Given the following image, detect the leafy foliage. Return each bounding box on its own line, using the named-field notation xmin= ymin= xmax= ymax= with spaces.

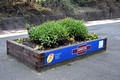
xmin=1 ymin=0 xmax=119 ymax=18
xmin=34 ymin=45 xmax=44 ymax=50
xmin=26 ymin=23 xmax=31 ymax=30
xmin=73 ymin=0 xmax=97 ymax=6
xmin=57 ymin=17 xmax=88 ymax=39
xmin=24 ymin=14 xmax=30 ymax=19
xmin=17 ymin=38 xmax=25 ymax=43
xmin=43 ymin=0 xmax=75 ymax=14
xmin=0 ymin=0 xmax=50 ymax=17
xmin=26 ymin=18 xmax=100 ymax=49
xmin=87 ymin=33 xmax=98 ymax=40
xmin=17 ymin=39 xmax=23 ymax=43
xmin=26 ymin=21 xmax=69 ymax=46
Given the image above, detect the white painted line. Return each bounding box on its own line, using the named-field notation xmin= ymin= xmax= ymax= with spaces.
xmin=85 ymin=18 xmax=120 ymax=26
xmin=0 ymin=32 xmax=27 ymax=38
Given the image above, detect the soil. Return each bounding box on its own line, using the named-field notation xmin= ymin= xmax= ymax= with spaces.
xmin=19 ymin=38 xmax=89 ymax=51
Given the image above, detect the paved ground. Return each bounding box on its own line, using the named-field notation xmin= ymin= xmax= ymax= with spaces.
xmin=0 ymin=22 xmax=120 ymax=80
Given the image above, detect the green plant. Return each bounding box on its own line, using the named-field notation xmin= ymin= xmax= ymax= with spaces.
xmin=26 ymin=21 xmax=69 ymax=46
xmin=44 ymin=0 xmax=75 ymax=14
xmin=17 ymin=38 xmax=25 ymax=43
xmin=34 ymin=45 xmax=44 ymax=50
xmin=0 ymin=17 xmax=3 ymax=19
xmin=17 ymin=39 xmax=23 ymax=43
xmin=26 ymin=23 xmax=31 ymax=30
xmin=60 ymin=1 xmax=75 ymax=13
xmin=68 ymin=37 xmax=75 ymax=42
xmin=24 ymin=14 xmax=30 ymax=19
xmin=87 ymin=32 xmax=98 ymax=40
xmin=57 ymin=17 xmax=88 ymax=39
xmin=73 ymin=0 xmax=97 ymax=6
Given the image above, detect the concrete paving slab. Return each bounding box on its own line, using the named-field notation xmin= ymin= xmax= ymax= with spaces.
xmin=0 ymin=22 xmax=120 ymax=80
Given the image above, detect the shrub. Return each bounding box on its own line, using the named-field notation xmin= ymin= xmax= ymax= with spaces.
xmin=44 ymin=0 xmax=75 ymax=14
xmin=57 ymin=17 xmax=88 ymax=40
xmin=73 ymin=0 xmax=97 ymax=6
xmin=24 ymin=14 xmax=30 ymax=19
xmin=26 ymin=18 xmax=89 ymax=48
xmin=26 ymin=21 xmax=69 ymax=46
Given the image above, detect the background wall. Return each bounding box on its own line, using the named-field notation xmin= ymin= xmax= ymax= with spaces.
xmin=0 ymin=10 xmax=120 ymax=30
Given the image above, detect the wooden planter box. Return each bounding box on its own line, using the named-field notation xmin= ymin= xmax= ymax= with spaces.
xmin=6 ymin=38 xmax=107 ymax=71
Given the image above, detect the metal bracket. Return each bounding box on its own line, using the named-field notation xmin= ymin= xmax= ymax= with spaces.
xmin=33 ymin=55 xmax=47 ymax=59
xmin=35 ymin=64 xmax=47 ymax=68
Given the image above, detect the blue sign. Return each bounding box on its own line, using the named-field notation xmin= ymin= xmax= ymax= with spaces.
xmin=45 ymin=39 xmax=105 ymax=65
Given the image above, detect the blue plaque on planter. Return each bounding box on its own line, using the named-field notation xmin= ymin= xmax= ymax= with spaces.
xmin=45 ymin=39 xmax=105 ymax=65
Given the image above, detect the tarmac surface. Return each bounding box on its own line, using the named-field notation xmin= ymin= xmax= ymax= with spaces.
xmin=0 ymin=22 xmax=120 ymax=80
